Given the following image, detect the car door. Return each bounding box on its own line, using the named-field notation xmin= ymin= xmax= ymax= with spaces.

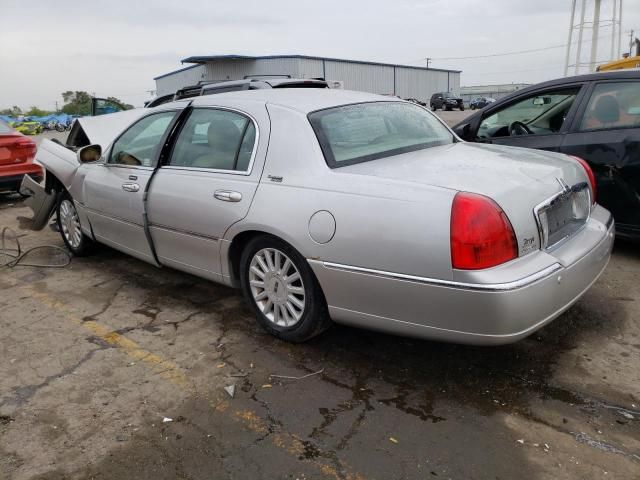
xmin=560 ymin=79 xmax=640 ymax=237
xmin=147 ymin=105 xmax=267 ymax=281
xmin=472 ymin=85 xmax=586 ymax=152
xmin=79 ymin=110 xmax=179 ymax=263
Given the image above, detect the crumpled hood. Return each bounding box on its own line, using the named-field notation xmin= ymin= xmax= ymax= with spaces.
xmin=76 ymin=108 xmax=148 ymax=148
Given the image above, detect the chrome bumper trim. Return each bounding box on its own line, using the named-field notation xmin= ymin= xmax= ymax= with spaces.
xmin=321 ymin=261 xmax=563 ymax=292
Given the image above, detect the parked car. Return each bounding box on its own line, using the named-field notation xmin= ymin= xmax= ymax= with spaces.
xmin=453 ymin=69 xmax=640 ymax=241
xmin=21 ymin=90 xmax=612 ymax=345
xmin=430 ymin=92 xmax=464 ymax=111
xmin=0 ymin=120 xmax=41 ymax=193
xmin=173 ymin=77 xmax=329 ymax=101
xmin=469 ymin=97 xmax=496 ymax=110
xmin=10 ymin=121 xmax=43 ymax=135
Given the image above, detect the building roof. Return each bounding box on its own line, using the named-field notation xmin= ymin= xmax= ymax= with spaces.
xmin=178 ymin=54 xmax=461 ymax=74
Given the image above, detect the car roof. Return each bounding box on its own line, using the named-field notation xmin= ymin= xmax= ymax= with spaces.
xmin=187 ymin=88 xmax=401 ymax=113
xmin=506 ymin=69 xmax=640 ymax=96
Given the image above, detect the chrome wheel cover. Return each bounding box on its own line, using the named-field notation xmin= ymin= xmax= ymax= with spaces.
xmin=249 ymin=248 xmax=306 ymax=327
xmin=59 ymin=199 xmax=82 ymax=249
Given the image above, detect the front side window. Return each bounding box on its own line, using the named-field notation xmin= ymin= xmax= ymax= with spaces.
xmin=109 ymin=111 xmax=177 ymax=166
xmin=308 ymin=102 xmax=454 ymax=168
xmin=478 ymin=88 xmax=579 ymax=139
xmin=579 ymin=81 xmax=640 ymax=131
xmin=169 ymin=108 xmax=256 ymax=172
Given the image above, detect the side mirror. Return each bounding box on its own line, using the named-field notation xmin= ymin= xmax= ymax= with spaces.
xmin=78 ymin=144 xmax=102 ymax=163
xmin=453 ymin=123 xmax=470 ymax=139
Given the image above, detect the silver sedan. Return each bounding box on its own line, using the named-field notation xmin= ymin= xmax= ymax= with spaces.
xmin=22 ymin=89 xmax=614 ymax=344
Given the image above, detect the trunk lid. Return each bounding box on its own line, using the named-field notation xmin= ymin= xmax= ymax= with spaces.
xmin=338 ymin=141 xmax=589 ymax=255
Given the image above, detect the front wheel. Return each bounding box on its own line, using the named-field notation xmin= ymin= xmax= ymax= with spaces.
xmin=56 ymin=192 xmax=94 ymax=256
xmin=460 ymin=106 xmax=465 ymax=111
xmin=240 ymin=235 xmax=331 ymax=342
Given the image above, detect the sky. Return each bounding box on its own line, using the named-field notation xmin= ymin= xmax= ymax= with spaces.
xmin=1 ymin=0 xmax=638 ymax=110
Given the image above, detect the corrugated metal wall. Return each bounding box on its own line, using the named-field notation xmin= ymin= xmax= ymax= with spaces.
xmin=155 ymin=58 xmax=461 ymax=104
xmin=156 ymin=65 xmax=207 ymax=96
xmin=203 ymin=58 xmax=301 ymax=82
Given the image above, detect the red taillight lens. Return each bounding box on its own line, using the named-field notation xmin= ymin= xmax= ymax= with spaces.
xmin=569 ymin=155 xmax=596 ymax=204
xmin=0 ymin=136 xmax=36 ymax=164
xmin=450 ymin=192 xmax=518 ymax=270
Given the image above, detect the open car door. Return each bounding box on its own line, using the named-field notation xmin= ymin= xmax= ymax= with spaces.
xmin=91 ymin=97 xmax=128 ymax=116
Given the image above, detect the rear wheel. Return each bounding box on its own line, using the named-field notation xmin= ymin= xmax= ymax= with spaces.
xmin=460 ymin=105 xmax=465 ymax=111
xmin=56 ymin=192 xmax=94 ymax=256
xmin=240 ymin=235 xmax=331 ymax=342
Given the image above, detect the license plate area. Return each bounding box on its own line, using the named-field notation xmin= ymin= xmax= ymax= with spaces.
xmin=535 ymin=182 xmax=591 ymax=250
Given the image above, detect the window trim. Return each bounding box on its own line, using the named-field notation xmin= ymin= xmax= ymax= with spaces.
xmin=107 ymin=110 xmax=182 ymax=169
xmin=477 ymin=86 xmax=584 ymax=140
xmin=308 ymin=100 xmax=456 ymax=169
xmin=162 ymin=106 xmax=260 ymax=177
xmin=572 ymin=79 xmax=640 ymax=134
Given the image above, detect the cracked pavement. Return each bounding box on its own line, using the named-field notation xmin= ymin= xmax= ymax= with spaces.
xmin=0 ymin=193 xmax=639 ymax=480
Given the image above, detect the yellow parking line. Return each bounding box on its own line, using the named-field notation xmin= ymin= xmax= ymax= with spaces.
xmin=17 ymin=282 xmax=365 ymax=480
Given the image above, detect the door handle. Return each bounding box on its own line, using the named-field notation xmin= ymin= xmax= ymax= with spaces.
xmin=214 ymin=190 xmax=242 ymax=202
xmin=122 ymin=183 xmax=140 ymax=192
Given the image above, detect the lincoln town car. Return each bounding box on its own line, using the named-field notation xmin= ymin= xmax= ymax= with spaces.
xmin=21 ymin=90 xmax=614 ymax=344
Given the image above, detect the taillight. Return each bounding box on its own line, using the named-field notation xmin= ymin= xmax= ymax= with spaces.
xmin=450 ymin=192 xmax=518 ymax=270
xmin=569 ymin=155 xmax=596 ymax=204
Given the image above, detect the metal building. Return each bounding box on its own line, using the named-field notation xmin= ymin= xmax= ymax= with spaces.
xmin=460 ymin=83 xmax=531 ymax=104
xmin=154 ymin=55 xmax=461 ymax=104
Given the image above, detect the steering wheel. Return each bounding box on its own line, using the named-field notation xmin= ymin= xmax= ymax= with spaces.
xmin=508 ymin=121 xmax=533 ymax=136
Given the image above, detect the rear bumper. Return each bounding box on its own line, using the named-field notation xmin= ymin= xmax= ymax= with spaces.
xmin=309 ymin=207 xmax=614 ymax=345
xmin=0 ymin=169 xmax=43 ymax=191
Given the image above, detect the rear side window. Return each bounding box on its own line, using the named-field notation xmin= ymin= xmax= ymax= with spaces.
xmin=308 ymin=102 xmax=453 ymax=168
xmin=579 ymin=81 xmax=640 ymax=131
xmin=169 ymin=108 xmax=257 ymax=172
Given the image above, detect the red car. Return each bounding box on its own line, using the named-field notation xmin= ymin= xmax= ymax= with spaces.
xmin=0 ymin=119 xmax=42 ymax=193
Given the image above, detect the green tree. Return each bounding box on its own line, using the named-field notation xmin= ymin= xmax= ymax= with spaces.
xmin=25 ymin=106 xmax=52 ymax=117
xmin=0 ymin=106 xmax=22 ymax=116
xmin=61 ymin=91 xmax=93 ymax=116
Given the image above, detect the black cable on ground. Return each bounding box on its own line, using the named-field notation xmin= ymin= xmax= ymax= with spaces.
xmin=0 ymin=227 xmax=71 ymax=269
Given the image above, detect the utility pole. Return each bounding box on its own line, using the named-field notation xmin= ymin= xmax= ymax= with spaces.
xmin=630 ymin=30 xmax=635 ymax=56
xmin=574 ymin=0 xmax=587 ymax=75
xmin=610 ymin=0 xmax=617 ymax=60
xmin=425 ymin=58 xmax=432 ymax=69
xmin=55 ymin=101 xmax=59 ymax=112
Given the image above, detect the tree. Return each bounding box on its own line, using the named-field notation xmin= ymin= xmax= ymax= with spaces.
xmin=61 ymin=91 xmax=92 ymax=116
xmin=60 ymin=91 xmax=134 ymax=115
xmin=0 ymin=106 xmax=22 ymax=116
xmin=25 ymin=106 xmax=52 ymax=117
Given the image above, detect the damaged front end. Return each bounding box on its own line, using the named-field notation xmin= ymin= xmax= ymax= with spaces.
xmin=19 ymin=173 xmax=58 ymax=230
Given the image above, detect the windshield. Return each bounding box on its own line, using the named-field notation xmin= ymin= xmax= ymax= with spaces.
xmin=308 ymin=101 xmax=454 ymax=168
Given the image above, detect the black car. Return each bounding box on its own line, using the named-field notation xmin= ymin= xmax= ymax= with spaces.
xmin=430 ymin=92 xmax=464 ymax=111
xmin=469 ymin=97 xmax=496 ymax=109
xmin=453 ymin=70 xmax=640 ymax=240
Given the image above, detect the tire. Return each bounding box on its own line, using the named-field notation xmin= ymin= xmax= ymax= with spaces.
xmin=431 ymin=104 xmax=437 ymax=111
xmin=55 ymin=124 xmax=65 ymax=132
xmin=470 ymin=105 xmax=476 ymax=110
xmin=56 ymin=192 xmax=94 ymax=256
xmin=240 ymin=235 xmax=331 ymax=342
xmin=460 ymin=105 xmax=465 ymax=111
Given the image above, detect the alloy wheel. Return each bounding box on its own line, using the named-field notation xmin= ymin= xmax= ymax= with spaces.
xmin=59 ymin=199 xmax=82 ymax=249
xmin=248 ymin=248 xmax=306 ymax=327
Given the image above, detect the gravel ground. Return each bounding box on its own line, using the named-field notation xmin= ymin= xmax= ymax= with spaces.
xmin=1 ymin=109 xmax=638 ymax=480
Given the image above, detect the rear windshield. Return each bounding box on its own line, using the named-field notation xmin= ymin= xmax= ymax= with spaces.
xmin=308 ymin=102 xmax=454 ymax=167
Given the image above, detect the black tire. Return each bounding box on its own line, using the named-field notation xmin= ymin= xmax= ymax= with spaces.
xmin=239 ymin=235 xmax=331 ymax=342
xmin=55 ymin=124 xmax=65 ymax=132
xmin=431 ymin=104 xmax=437 ymax=111
xmin=460 ymin=105 xmax=465 ymax=111
xmin=470 ymin=105 xmax=475 ymax=110
xmin=56 ymin=191 xmax=94 ymax=256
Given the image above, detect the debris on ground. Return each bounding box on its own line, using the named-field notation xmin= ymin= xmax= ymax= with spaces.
xmin=162 ymin=417 xmax=173 ymax=423
xmin=224 ymin=385 xmax=236 ymax=398
xmin=270 ymin=368 xmax=324 ymax=380
xmin=389 ymin=437 xmax=398 ymax=444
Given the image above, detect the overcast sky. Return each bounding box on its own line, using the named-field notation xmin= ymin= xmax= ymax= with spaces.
xmin=1 ymin=0 xmax=638 ymax=110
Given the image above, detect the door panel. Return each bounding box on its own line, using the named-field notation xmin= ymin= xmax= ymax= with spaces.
xmin=147 ymin=171 xmax=259 ymax=277
xmin=560 ymin=80 xmax=640 ymax=237
xmin=82 ymin=165 xmax=156 ymax=262
xmin=146 ymin=106 xmax=266 ymax=277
